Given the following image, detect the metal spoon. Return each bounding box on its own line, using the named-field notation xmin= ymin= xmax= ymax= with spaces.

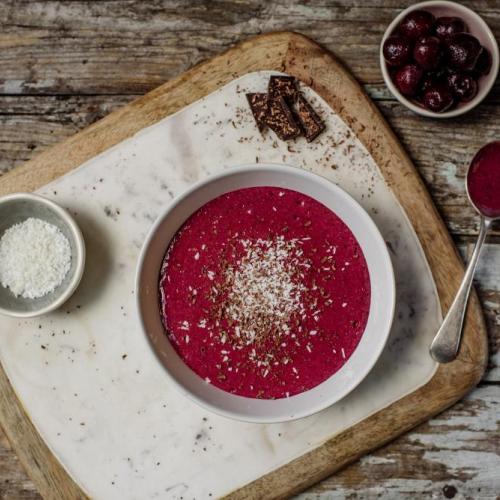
xmin=430 ymin=143 xmax=499 ymax=363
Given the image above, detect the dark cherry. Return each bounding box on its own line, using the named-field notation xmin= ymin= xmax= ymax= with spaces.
xmin=383 ymin=36 xmax=412 ymax=67
xmin=445 ymin=33 xmax=483 ymax=71
xmin=446 ymin=71 xmax=478 ymax=102
xmin=420 ymin=75 xmax=433 ymax=94
xmin=413 ymin=36 xmax=443 ymax=70
xmin=434 ymin=16 xmax=467 ymax=39
xmin=400 ymin=10 xmax=435 ymax=40
xmin=420 ymin=72 xmax=440 ymax=94
xmin=423 ymin=84 xmax=455 ymax=112
xmin=474 ymin=47 xmax=492 ymax=75
xmin=394 ymin=64 xmax=424 ymax=96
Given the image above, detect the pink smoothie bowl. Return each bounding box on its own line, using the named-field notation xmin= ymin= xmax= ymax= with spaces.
xmin=135 ymin=164 xmax=395 ymax=423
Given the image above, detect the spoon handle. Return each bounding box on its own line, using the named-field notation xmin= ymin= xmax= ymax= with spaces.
xmin=430 ymin=217 xmax=491 ymax=363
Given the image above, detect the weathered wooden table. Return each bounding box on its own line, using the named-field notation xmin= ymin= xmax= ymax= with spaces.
xmin=0 ymin=1 xmax=498 ymax=498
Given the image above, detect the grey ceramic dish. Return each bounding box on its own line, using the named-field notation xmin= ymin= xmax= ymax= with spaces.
xmin=0 ymin=193 xmax=85 ymax=318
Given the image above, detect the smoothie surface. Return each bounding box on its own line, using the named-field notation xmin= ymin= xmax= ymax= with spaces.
xmin=159 ymin=186 xmax=371 ymax=399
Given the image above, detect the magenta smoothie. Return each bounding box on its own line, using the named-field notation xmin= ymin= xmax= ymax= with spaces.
xmin=159 ymin=187 xmax=371 ymax=399
xmin=467 ymin=141 xmax=500 ymax=218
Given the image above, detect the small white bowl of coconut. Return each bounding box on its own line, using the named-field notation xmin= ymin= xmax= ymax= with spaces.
xmin=0 ymin=193 xmax=85 ymax=318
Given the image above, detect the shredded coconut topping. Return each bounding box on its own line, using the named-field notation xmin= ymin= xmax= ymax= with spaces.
xmin=0 ymin=217 xmax=71 ymax=299
xmin=211 ymin=236 xmax=310 ymax=351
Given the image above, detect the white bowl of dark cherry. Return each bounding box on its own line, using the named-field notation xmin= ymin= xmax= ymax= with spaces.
xmin=380 ymin=1 xmax=499 ymax=117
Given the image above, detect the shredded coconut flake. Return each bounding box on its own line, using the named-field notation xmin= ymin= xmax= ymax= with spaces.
xmin=214 ymin=236 xmax=309 ymax=350
xmin=0 ymin=217 xmax=71 ymax=299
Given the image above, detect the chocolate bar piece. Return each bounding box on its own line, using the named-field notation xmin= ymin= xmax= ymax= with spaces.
xmin=265 ymin=96 xmax=301 ymax=141
xmin=246 ymin=93 xmax=269 ymax=131
xmin=295 ymin=93 xmax=325 ymax=142
xmin=268 ymin=75 xmax=297 ymax=102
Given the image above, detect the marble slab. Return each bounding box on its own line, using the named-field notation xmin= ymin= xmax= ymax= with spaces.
xmin=0 ymin=72 xmax=441 ymax=499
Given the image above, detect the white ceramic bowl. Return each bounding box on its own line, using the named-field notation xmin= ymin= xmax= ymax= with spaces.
xmin=0 ymin=193 xmax=85 ymax=318
xmin=380 ymin=0 xmax=499 ymax=118
xmin=136 ymin=165 xmax=395 ymax=423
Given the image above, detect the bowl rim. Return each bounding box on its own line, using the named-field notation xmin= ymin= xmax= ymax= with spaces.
xmin=0 ymin=193 xmax=86 ymax=318
xmin=135 ymin=164 xmax=396 ymax=423
xmin=380 ymin=0 xmax=500 ymax=118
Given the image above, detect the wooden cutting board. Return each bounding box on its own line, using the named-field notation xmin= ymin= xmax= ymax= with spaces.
xmin=0 ymin=32 xmax=488 ymax=500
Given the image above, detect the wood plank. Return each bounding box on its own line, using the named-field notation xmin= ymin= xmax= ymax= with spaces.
xmin=0 ymin=31 xmax=490 ymax=500
xmin=303 ymin=383 xmax=500 ymax=499
xmin=0 ymin=430 xmax=41 ymax=500
xmin=0 ymin=0 xmax=500 ymax=97
xmin=465 ymin=244 xmax=500 ymax=382
xmin=0 ymin=95 xmax=133 ymax=173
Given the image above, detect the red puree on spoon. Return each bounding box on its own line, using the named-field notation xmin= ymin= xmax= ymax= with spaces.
xmin=467 ymin=141 xmax=500 ymax=218
xmin=159 ymin=187 xmax=371 ymax=399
